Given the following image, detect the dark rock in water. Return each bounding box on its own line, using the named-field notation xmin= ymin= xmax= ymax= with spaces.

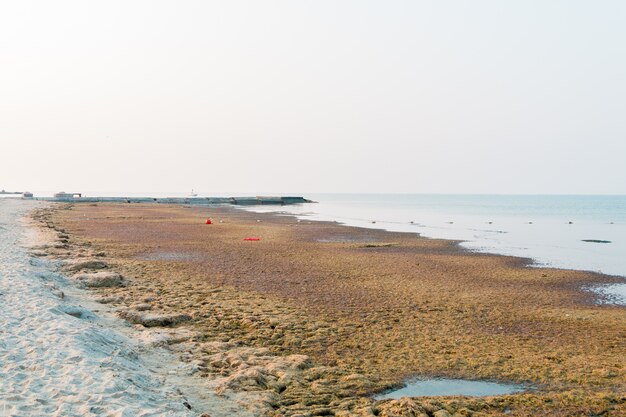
xmin=581 ymin=239 xmax=612 ymax=244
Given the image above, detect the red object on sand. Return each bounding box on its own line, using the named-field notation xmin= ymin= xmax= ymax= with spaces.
xmin=205 ymin=218 xmax=212 ymax=224
xmin=243 ymin=237 xmax=260 ymax=241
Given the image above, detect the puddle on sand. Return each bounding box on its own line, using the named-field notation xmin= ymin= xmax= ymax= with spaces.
xmin=374 ymin=379 xmax=526 ymax=399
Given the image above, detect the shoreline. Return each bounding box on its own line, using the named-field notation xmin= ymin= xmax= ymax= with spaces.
xmin=33 ymin=202 xmax=626 ymax=417
xmin=238 ymin=206 xmax=625 ymax=307
xmin=243 ymin=194 xmax=626 ymax=281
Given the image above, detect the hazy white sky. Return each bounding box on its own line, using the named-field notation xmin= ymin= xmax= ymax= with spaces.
xmin=1 ymin=1 xmax=625 ymax=195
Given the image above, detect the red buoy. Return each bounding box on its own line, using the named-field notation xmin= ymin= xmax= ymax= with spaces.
xmin=243 ymin=237 xmax=260 ymax=241
xmin=205 ymin=218 xmax=212 ymax=224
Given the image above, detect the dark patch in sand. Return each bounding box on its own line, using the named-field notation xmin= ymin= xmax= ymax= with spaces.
xmin=136 ymin=251 xmax=204 ymax=262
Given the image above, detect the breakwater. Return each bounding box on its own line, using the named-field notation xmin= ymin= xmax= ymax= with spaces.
xmin=32 ymin=196 xmax=312 ymax=205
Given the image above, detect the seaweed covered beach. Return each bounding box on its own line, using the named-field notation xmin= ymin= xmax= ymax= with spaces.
xmin=33 ymin=202 xmax=625 ymax=417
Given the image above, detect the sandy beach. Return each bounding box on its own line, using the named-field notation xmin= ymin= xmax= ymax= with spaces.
xmin=19 ymin=202 xmax=626 ymax=416
xmin=0 ymin=200 xmax=253 ymax=417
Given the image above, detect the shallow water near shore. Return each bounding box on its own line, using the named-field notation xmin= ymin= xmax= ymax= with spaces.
xmin=375 ymin=378 xmax=527 ymax=399
xmin=591 ymin=283 xmax=626 ymax=305
xmin=246 ymin=194 xmax=626 ymax=304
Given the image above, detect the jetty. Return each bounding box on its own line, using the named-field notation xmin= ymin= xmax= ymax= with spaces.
xmin=29 ymin=194 xmax=312 ymax=206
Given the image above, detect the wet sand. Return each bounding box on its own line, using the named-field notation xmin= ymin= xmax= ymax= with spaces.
xmin=35 ymin=203 xmax=625 ymax=417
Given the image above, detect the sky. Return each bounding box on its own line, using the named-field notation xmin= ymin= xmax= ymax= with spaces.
xmin=1 ymin=1 xmax=625 ymax=195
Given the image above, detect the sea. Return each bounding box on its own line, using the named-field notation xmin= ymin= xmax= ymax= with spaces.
xmin=246 ymin=194 xmax=626 ymax=304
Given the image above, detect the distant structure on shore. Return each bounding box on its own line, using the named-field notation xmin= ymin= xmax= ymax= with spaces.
xmin=53 ymin=191 xmax=82 ymax=199
xmin=0 ymin=189 xmax=22 ymax=195
xmin=30 ymin=192 xmax=312 ymax=206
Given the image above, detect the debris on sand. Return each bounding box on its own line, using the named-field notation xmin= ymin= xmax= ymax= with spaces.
xmin=96 ymin=296 xmax=123 ymax=304
xmin=131 ymin=302 xmax=152 ymax=311
xmin=73 ymin=271 xmax=124 ymax=288
xmin=63 ymin=259 xmax=109 ymax=272
xmin=135 ymin=328 xmax=199 ymax=347
xmin=119 ymin=310 xmax=192 ymax=327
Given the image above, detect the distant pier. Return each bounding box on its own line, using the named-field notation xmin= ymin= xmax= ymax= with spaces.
xmin=32 ymin=195 xmax=312 ymax=206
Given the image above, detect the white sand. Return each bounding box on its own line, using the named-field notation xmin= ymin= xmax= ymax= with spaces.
xmin=0 ymin=199 xmax=254 ymax=417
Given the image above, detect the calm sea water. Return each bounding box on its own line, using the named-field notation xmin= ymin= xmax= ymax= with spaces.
xmin=248 ymin=194 xmax=626 ymax=303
